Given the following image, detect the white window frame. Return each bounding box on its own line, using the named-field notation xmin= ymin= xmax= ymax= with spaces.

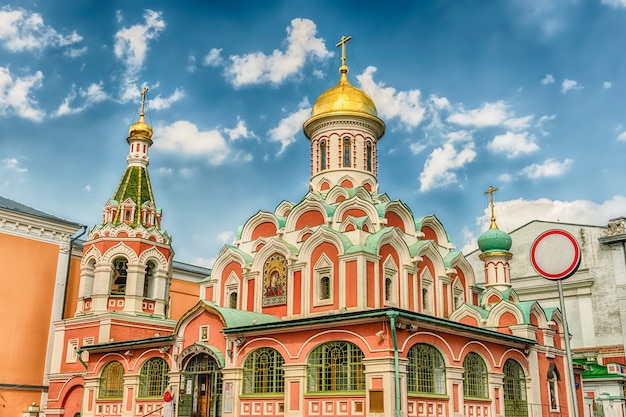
xmin=421 ymin=269 xmax=434 ymax=314
xmin=66 ymin=339 xmax=79 ymax=363
xmin=383 ymin=256 xmax=398 ymax=307
xmin=314 ymin=255 xmax=333 ymax=307
xmin=199 ymin=325 xmax=210 ymax=342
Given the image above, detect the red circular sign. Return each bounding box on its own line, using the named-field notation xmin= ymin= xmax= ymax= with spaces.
xmin=530 ymin=229 xmax=581 ymax=280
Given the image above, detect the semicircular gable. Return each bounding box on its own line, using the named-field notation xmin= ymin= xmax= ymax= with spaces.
xmin=284 ymin=199 xmax=327 ymax=233
xmin=340 ymin=216 xmax=374 ymax=233
xmin=529 ymin=303 xmax=549 ymax=328
xmin=211 ymin=247 xmax=249 ymax=289
xmin=377 ymin=228 xmax=411 ymax=265
xmin=333 ymin=197 xmax=379 ymax=226
xmin=383 ymin=201 xmax=415 ymax=234
xmin=326 ymin=185 xmax=350 ymax=204
xmin=274 ymin=200 xmax=294 ymax=218
xmin=415 ymin=241 xmax=446 ymax=278
xmin=101 ymin=242 xmax=139 ymax=264
xmin=240 ymin=211 xmax=278 ymax=242
xmin=449 ymin=304 xmax=485 ymax=326
xmin=446 ymin=252 xmax=475 ymax=289
xmin=298 ymin=227 xmax=346 ymax=262
xmin=485 ymin=301 xmax=524 ymax=328
xmin=250 ymin=239 xmax=293 ymax=273
xmin=138 ymin=246 xmax=169 ymax=267
xmin=418 ymin=215 xmax=450 ymax=247
xmin=313 ymin=176 xmax=332 ymax=192
xmin=81 ymin=245 xmax=103 ymax=268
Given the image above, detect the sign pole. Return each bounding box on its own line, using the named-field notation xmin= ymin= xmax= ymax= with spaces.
xmin=558 ymin=279 xmax=579 ymax=417
xmin=530 ymin=229 xmax=582 ymax=417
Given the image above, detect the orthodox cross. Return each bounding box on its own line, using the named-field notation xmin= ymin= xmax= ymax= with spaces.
xmin=484 ymin=185 xmax=499 ymax=229
xmin=140 ymin=87 xmax=149 ymax=116
xmin=335 ymin=35 xmax=352 ymax=67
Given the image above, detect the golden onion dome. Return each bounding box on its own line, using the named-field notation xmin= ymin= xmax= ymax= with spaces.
xmin=128 ymin=113 xmax=153 ymax=140
xmin=310 ymin=64 xmax=378 ymax=118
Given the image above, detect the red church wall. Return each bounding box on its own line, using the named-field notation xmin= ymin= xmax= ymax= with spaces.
xmin=295 ymin=210 xmax=325 ymax=230
xmin=345 ymin=260 xmax=357 ymax=308
xmin=293 ymin=270 xmax=302 ymax=315
xmin=341 ymin=209 xmax=366 ymax=221
xmin=460 ymin=316 xmax=479 ymax=326
xmin=251 ymin=222 xmax=277 ymax=240
xmin=220 ymin=262 xmax=243 ymax=305
xmin=247 ymin=279 xmax=254 ymax=310
xmin=455 ymin=267 xmax=466 ymax=289
xmin=385 ymin=211 xmax=405 ymax=232
xmin=309 ymin=242 xmax=339 ymax=313
xmin=408 ymin=273 xmax=415 ymax=311
xmin=366 ymin=261 xmax=375 ymax=308
xmin=421 ymin=226 xmax=438 ymax=244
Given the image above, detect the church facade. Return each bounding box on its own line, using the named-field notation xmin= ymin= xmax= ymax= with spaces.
xmin=44 ymin=38 xmax=583 ymax=417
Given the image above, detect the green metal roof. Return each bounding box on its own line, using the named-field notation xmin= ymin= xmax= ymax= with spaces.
xmin=196 ymin=341 xmax=226 ymax=367
xmin=0 ymin=195 xmax=83 ymax=228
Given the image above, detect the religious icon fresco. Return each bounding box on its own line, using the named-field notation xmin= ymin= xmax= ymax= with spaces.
xmin=263 ymin=254 xmax=287 ymax=305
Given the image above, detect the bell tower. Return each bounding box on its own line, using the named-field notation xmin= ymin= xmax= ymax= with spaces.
xmin=76 ymin=88 xmax=173 ymax=319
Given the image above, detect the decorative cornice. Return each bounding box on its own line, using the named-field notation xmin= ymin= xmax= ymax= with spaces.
xmin=0 ymin=210 xmax=82 ymax=252
xmin=305 ymin=118 xmax=384 ymax=138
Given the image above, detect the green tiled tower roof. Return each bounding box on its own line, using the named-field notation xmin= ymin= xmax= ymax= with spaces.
xmin=109 ymin=165 xmax=157 ymax=226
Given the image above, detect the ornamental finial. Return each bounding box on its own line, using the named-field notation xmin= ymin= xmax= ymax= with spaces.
xmin=484 ymin=185 xmax=499 ymax=229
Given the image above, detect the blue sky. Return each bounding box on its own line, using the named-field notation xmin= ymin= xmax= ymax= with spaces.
xmin=2 ymin=0 xmax=626 ymax=266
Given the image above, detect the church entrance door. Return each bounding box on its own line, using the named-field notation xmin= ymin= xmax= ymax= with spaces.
xmin=178 ymin=353 xmax=222 ymax=417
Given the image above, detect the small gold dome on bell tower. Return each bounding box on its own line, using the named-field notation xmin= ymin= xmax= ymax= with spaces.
xmin=128 ymin=87 xmax=153 ymax=141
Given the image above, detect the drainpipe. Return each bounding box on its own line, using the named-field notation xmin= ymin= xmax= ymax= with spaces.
xmin=75 ymin=349 xmax=88 ymax=370
xmin=62 ymin=225 xmax=87 ymax=316
xmin=386 ymin=311 xmax=401 ymax=417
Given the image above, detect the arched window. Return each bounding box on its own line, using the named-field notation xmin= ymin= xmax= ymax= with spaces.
xmin=243 ymin=348 xmax=285 ymax=394
xmin=143 ymin=261 xmax=157 ymax=298
xmin=463 ymin=352 xmax=488 ymax=399
xmin=320 ymin=276 xmax=331 ymax=300
xmin=422 ymin=288 xmax=429 ymax=311
xmin=229 ymin=292 xmax=238 ymax=309
xmin=548 ymin=364 xmax=559 ymax=412
xmin=366 ymin=141 xmax=372 ymax=171
xmin=343 ymin=137 xmax=351 ymax=167
xmin=139 ymin=358 xmax=169 ymax=397
xmin=503 ymin=359 xmax=528 ymax=417
xmin=320 ymin=140 xmax=327 ymax=170
xmin=385 ymin=277 xmax=393 ymax=302
xmin=110 ymin=257 xmax=128 ymax=295
xmin=307 ymin=341 xmax=364 ymax=392
xmin=407 ymin=344 xmax=446 ymax=395
xmin=99 ymin=361 xmax=124 ymax=399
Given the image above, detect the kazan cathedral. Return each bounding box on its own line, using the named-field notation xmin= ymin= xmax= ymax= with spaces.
xmin=44 ymin=38 xmax=583 ymax=417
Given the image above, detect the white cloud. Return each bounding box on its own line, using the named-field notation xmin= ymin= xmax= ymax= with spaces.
xmin=55 ymin=82 xmax=108 ymax=116
xmin=149 ymin=88 xmax=184 ymax=110
xmin=618 ymin=131 xmax=626 ymax=141
xmin=409 ymin=142 xmax=427 ymax=155
xmin=357 ymin=66 xmax=425 ymax=131
xmin=447 ymin=130 xmax=473 ymax=142
xmin=2 ymin=157 xmax=27 ymax=172
xmin=462 ymin=195 xmax=626 ymax=253
xmin=447 ymin=100 xmax=533 ymax=130
xmin=223 ymin=18 xmax=330 ymax=87
xmin=498 ymin=173 xmax=512 ymax=182
xmin=186 ymin=54 xmax=197 ymax=73
xmin=603 ymin=81 xmax=613 ymax=89
xmin=194 ymin=257 xmax=215 ymax=268
xmin=204 ymin=48 xmax=223 ymax=67
xmin=114 ymin=9 xmax=166 ymax=100
xmin=84 ymin=185 xmax=91 ymax=192
xmin=267 ymin=105 xmax=310 ymax=154
xmin=488 ymin=131 xmax=539 ymax=158
xmin=154 ymin=120 xmax=230 ymax=165
xmin=0 ymin=6 xmax=83 ymax=53
xmin=217 ymin=230 xmax=235 ymax=244
xmin=64 ymin=46 xmax=87 ymax=58
xmin=430 ymin=95 xmax=450 ymax=109
xmin=224 ymin=117 xmax=257 ymax=141
xmin=602 ymin=0 xmax=626 ymax=8
xmin=0 ymin=67 xmax=45 ymax=121
xmin=561 ymin=78 xmax=582 ymax=94
xmin=520 ymin=158 xmax=573 ymax=179
xmin=541 ymin=74 xmax=555 ymax=85
xmin=419 ymin=142 xmax=476 ymax=191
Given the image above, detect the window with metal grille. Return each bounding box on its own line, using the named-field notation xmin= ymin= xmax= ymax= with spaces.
xmin=385 ymin=277 xmax=393 ymax=302
xmin=242 ymin=348 xmax=285 ymax=394
xmin=99 ymin=361 xmax=124 ymax=398
xmin=320 ymin=276 xmax=331 ymax=300
xmin=463 ymin=352 xmax=488 ymax=399
xmin=110 ymin=257 xmax=128 ymax=295
xmin=503 ymin=359 xmax=528 ymax=417
xmin=407 ymin=344 xmax=446 ymax=395
xmin=139 ymin=358 xmax=169 ymax=397
xmin=229 ymin=292 xmax=238 ymax=309
xmin=307 ymin=341 xmax=364 ymax=392
xmin=366 ymin=141 xmax=372 ymax=171
xmin=143 ymin=261 xmax=156 ymax=298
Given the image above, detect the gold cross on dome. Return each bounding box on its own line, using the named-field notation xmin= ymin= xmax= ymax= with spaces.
xmin=335 ymin=35 xmax=352 ymax=67
xmin=140 ymin=87 xmax=149 ymax=115
xmin=484 ymin=185 xmax=499 ymax=229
